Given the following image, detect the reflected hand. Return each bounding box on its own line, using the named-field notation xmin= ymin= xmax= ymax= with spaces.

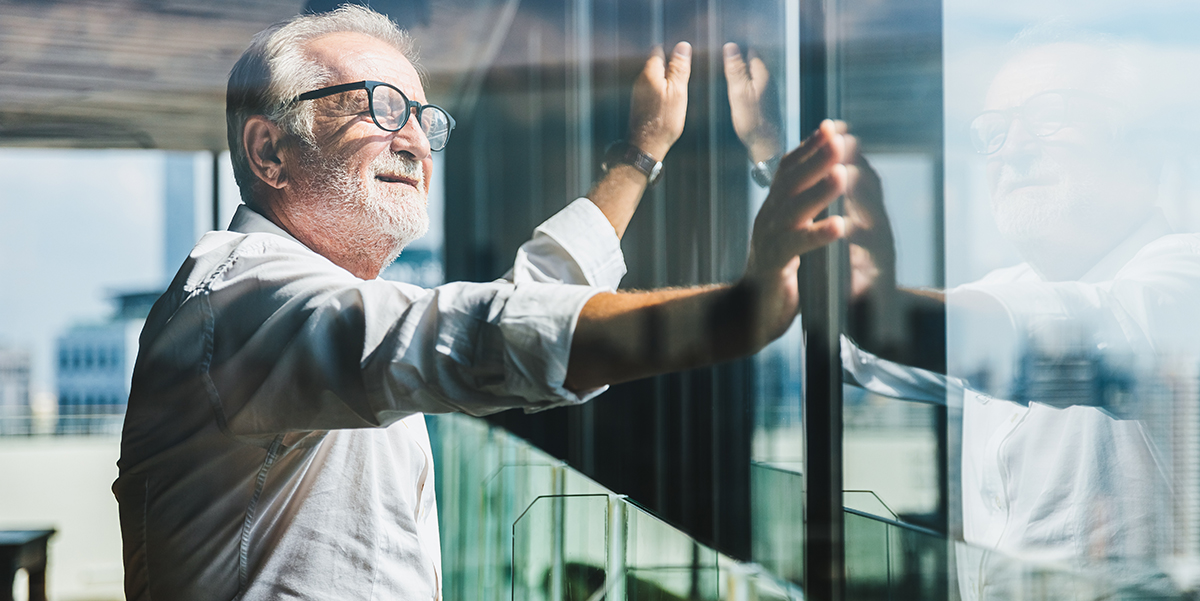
xmin=723 ymin=42 xmax=783 ymax=164
xmin=837 ymin=121 xmax=897 ymax=300
xmin=629 ymin=42 xmax=692 ymax=160
xmin=742 ymin=120 xmax=847 ymax=342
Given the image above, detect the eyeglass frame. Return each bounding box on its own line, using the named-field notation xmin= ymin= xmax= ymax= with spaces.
xmin=293 ymin=80 xmax=457 ymax=151
xmin=968 ymin=88 xmax=1122 ymax=156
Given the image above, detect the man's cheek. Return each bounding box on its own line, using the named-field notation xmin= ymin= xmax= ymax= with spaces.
xmin=422 ymin=158 xmax=434 ymax=196
xmin=985 ymin=160 xmax=1003 ymax=193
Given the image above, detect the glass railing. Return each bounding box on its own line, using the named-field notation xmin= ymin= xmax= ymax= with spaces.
xmin=0 ymin=404 xmax=123 ymax=436
xmin=429 ymin=413 xmax=802 ymax=600
xmin=841 ymin=385 xmax=1200 ymax=600
xmin=435 ymin=411 xmax=1200 ymax=600
xmin=844 ymin=506 xmax=1200 ymax=600
xmin=844 ymin=509 xmax=950 ymax=600
xmin=750 ymin=462 xmax=804 ymax=586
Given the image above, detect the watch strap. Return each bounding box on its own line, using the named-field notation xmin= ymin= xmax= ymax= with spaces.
xmin=602 ymin=141 xmax=663 ymax=187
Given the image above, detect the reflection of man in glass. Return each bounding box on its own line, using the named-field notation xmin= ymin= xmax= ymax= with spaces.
xmin=975 ymin=42 xmax=1155 ymax=283
xmin=946 ymin=34 xmax=1200 ymax=594
xmin=726 ymin=27 xmax=1200 ymax=594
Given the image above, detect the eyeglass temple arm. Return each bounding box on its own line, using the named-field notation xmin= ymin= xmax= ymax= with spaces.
xmin=295 ymin=81 xmax=372 ymax=102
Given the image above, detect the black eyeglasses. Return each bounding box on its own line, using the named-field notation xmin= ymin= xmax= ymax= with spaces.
xmin=969 ymin=89 xmax=1119 ymax=155
xmin=295 ymin=80 xmax=456 ymax=151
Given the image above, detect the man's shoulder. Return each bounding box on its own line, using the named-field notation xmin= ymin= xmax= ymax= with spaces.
xmin=1107 ymin=232 xmax=1200 ymax=286
xmin=176 ymin=229 xmax=345 ymax=292
xmin=973 ymin=263 xmax=1037 ymax=285
xmin=1129 ymin=232 xmax=1200 ymax=260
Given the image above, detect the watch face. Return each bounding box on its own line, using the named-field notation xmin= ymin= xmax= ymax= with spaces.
xmin=647 ymin=161 xmax=663 ymax=185
xmin=602 ymin=142 xmax=664 ymax=186
xmin=751 ymin=164 xmax=774 ymax=188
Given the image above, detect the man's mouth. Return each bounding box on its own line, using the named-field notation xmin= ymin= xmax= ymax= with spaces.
xmin=375 ymin=173 xmax=419 ymax=188
xmin=1002 ymin=177 xmax=1054 ymax=192
xmin=994 ymin=163 xmax=1062 ymax=196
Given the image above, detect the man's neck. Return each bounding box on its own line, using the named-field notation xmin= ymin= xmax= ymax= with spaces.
xmin=1018 ymin=210 xmax=1156 ymax=282
xmin=249 ymin=196 xmax=385 ymax=280
xmin=1021 ymin=245 xmax=1106 ymax=282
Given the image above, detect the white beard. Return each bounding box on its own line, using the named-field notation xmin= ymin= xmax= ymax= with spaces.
xmin=991 ymin=156 xmax=1098 ymax=249
xmin=296 ymin=146 xmax=429 ymax=272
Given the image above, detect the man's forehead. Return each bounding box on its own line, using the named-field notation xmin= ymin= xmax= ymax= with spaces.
xmin=985 ymin=43 xmax=1114 ymax=109
xmin=305 ymin=31 xmax=425 ymax=101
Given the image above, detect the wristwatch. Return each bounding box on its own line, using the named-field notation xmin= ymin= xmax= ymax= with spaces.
xmin=601 ymin=141 xmax=663 ymax=187
xmin=750 ymin=153 xmax=783 ymax=188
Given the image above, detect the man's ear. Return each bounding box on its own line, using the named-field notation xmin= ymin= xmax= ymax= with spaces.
xmin=243 ymin=116 xmax=293 ymax=190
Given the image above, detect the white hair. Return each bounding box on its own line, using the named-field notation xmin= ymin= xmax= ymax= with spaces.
xmin=225 ymin=4 xmax=420 ymax=204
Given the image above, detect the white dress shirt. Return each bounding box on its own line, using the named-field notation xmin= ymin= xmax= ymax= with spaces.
xmin=113 ymin=198 xmax=625 ymax=601
xmin=844 ymin=213 xmax=1200 ymax=594
xmin=953 ymin=215 xmax=1200 ymax=556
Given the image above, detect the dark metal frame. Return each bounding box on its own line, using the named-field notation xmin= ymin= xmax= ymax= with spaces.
xmin=798 ymin=0 xmax=847 ymax=599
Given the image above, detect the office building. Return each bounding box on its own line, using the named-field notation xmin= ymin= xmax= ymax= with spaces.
xmin=55 ymin=293 xmax=155 ymax=436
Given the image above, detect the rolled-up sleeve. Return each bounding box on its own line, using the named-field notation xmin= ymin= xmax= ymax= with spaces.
xmin=506 ymin=198 xmax=627 ymax=289
xmin=191 ymin=199 xmax=625 ymax=438
xmin=364 ymin=280 xmax=606 ymax=424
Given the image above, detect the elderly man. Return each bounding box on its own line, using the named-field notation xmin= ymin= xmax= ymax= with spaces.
xmin=114 ymin=6 xmax=847 ymax=600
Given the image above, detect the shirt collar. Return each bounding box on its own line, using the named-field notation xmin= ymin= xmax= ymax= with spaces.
xmin=228 ymin=203 xmax=384 ymax=281
xmin=1079 ymin=209 xmax=1174 ymax=283
xmin=228 ymin=204 xmax=304 ymax=246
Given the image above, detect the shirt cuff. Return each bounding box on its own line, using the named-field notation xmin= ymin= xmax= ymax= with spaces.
xmin=500 ymin=281 xmax=609 ymax=410
xmin=533 ymin=198 xmax=627 ymax=289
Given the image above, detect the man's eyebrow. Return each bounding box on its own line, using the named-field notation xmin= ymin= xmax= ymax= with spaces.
xmin=321 ymin=90 xmax=368 ymax=113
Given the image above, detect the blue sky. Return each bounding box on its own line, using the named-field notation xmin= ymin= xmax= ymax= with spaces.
xmin=0 ymin=148 xmax=165 ymax=395
xmin=0 ymin=148 xmax=445 ymax=398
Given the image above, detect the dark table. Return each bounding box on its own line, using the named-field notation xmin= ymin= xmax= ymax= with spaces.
xmin=0 ymin=530 xmax=54 ymax=601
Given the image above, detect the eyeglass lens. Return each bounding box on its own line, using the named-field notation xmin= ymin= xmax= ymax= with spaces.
xmin=420 ymin=108 xmax=451 ymax=151
xmin=970 ymin=91 xmax=1068 ymax=154
xmin=370 ymin=84 xmax=453 ymax=150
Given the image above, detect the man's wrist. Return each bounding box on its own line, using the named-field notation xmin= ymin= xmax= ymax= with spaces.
xmin=628 ymin=136 xmax=670 ymax=162
xmin=602 ymin=141 xmax=664 ymax=187
xmin=748 ymin=138 xmax=783 ymax=165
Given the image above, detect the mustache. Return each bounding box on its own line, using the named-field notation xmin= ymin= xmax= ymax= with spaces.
xmin=994 ymin=157 xmax=1063 ymax=194
xmin=372 ymin=154 xmax=424 ymax=186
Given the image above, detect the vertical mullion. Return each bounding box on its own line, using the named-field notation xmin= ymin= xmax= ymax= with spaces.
xmin=568 ymin=0 xmax=597 ymax=476
xmin=707 ymin=0 xmax=722 ymax=552
xmin=799 ymin=0 xmax=845 ymax=598
xmin=211 ymin=150 xmax=220 ymax=231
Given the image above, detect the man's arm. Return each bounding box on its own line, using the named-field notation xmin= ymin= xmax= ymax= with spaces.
xmin=835 ymin=125 xmax=949 ymax=371
xmin=566 ymin=121 xmax=847 ymax=390
xmin=587 ymin=42 xmax=692 ymax=239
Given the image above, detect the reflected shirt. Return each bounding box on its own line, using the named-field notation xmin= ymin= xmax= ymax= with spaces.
xmin=113 ymin=199 xmax=626 ymax=601
xmin=953 ymin=214 xmax=1200 ymax=564
xmin=844 ymin=214 xmax=1200 ymax=591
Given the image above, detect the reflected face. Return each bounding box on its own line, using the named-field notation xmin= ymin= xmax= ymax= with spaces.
xmin=291 ymin=31 xmax=433 ymax=265
xmin=982 ymin=43 xmax=1143 ymax=253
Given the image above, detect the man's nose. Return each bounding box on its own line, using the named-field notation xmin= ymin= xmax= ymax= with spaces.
xmin=998 ymin=116 xmax=1040 ymax=159
xmin=390 ymin=110 xmax=432 ymax=159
